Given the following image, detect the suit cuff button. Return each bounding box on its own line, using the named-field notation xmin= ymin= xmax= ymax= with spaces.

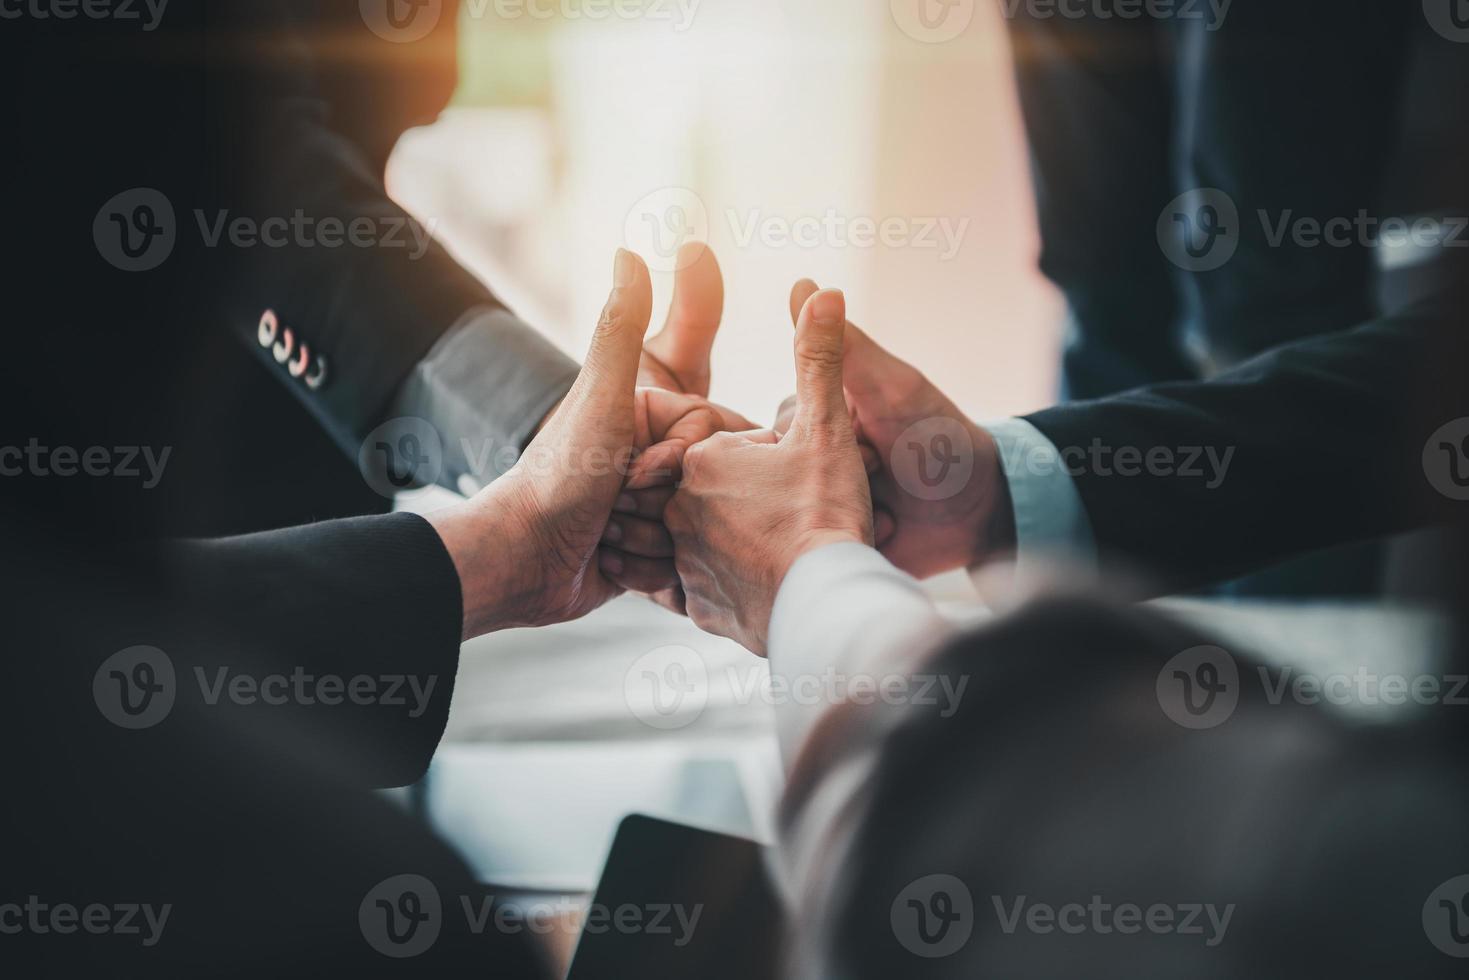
xmin=272 ymin=327 xmax=294 ymax=365
xmin=257 ymin=309 xmax=279 ymax=348
xmin=304 ymin=354 xmax=329 ymax=391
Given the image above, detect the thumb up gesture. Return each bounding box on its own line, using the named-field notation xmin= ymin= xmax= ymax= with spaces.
xmin=429 ymin=250 xmax=739 ymax=638
xmin=666 ymin=289 xmax=874 ymax=655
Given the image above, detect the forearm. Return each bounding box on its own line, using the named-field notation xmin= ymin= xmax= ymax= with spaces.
xmin=1025 ymin=295 xmax=1465 ymax=593
xmin=163 ymin=513 xmax=465 ymax=788
xmin=765 ymin=543 xmax=954 ymax=938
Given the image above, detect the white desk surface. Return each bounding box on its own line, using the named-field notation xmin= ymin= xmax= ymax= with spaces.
xmin=423 ymin=569 xmax=1448 ymax=891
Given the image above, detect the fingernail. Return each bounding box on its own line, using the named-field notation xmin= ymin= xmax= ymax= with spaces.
xmin=615 ymin=493 xmax=637 ymax=513
xmin=810 ymin=289 xmax=844 ymax=325
xmin=600 ymin=550 xmax=625 ymax=576
xmin=614 ymin=249 xmax=635 ymax=287
xmin=604 ymin=520 xmax=624 ymax=544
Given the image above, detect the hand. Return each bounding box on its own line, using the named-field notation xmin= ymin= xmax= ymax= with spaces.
xmin=428 ymin=250 xmax=729 ymax=639
xmin=604 ymin=241 xmax=755 ymax=612
xmin=778 ymin=279 xmax=1014 ymax=580
xmin=666 ymin=289 xmax=874 ymax=656
xmin=637 ymin=241 xmax=723 ymax=398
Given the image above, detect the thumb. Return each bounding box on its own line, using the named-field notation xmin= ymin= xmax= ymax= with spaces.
xmin=793 ymin=288 xmax=850 ymax=431
xmin=787 ymin=278 xmax=895 ymax=402
xmin=527 ymin=249 xmax=652 ymax=493
xmin=789 ymin=278 xmax=819 ymax=326
xmin=643 ymin=241 xmax=723 ymax=395
xmin=580 ymin=249 xmax=654 ymax=396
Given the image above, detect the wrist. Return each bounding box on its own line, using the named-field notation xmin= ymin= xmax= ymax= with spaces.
xmin=779 ymin=526 xmax=868 ymax=592
xmin=425 ymin=497 xmax=520 ymax=641
xmin=969 ymin=425 xmax=1016 ymax=570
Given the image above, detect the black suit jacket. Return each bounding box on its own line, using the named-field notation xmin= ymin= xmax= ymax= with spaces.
xmin=2 ymin=511 xmax=546 ymax=977
xmin=1024 ymin=283 xmax=1469 ymax=593
xmin=1 ymin=0 xmax=505 ymax=539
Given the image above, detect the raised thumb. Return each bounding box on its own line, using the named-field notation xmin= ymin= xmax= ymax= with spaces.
xmin=793 ymin=288 xmax=850 ymax=430
xmin=644 ymin=241 xmax=723 ymax=395
xmin=582 ymin=249 xmax=654 ymax=391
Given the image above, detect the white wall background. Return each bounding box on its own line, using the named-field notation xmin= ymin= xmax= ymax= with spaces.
xmin=388 ymin=0 xmax=1062 ymax=430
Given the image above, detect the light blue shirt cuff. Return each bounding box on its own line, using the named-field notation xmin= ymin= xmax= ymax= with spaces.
xmin=981 ymin=417 xmax=1097 ymax=577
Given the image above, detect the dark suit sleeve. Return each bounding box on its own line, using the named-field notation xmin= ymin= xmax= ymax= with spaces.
xmin=161 ymin=512 xmax=465 ymax=789
xmin=1022 ymin=288 xmax=1469 ymax=593
xmin=204 ymin=1 xmax=575 ymax=463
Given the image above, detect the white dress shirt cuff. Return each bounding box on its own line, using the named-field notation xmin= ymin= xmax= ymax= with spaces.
xmin=767 ymin=542 xmax=952 ymax=767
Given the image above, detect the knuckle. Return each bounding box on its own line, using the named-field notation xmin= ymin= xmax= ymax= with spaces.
xmin=664 ymin=497 xmax=691 ymax=532
xmin=796 ymin=341 xmax=844 ymax=373
xmin=597 ymin=296 xmax=637 ymax=338
xmin=686 ymin=598 xmax=718 ymax=634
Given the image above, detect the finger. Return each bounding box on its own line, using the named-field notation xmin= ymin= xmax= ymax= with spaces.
xmin=790 ymin=282 xmax=917 ymax=410
xmin=714 ymin=403 xmax=757 ymax=433
xmin=598 ymin=549 xmax=679 ymax=595
xmin=789 ymin=278 xmax=819 ymax=327
xmin=646 ymin=584 xmax=688 ymax=618
xmin=626 ymin=392 xmax=725 ymax=489
xmin=613 ymin=486 xmax=676 ymax=519
xmin=579 ymin=249 xmax=654 ymax=399
xmin=841 ymin=320 xmax=915 ymax=404
xmin=772 ymin=394 xmax=797 ymax=436
xmin=860 ymin=441 xmax=881 ymax=475
xmin=625 ymin=441 xmax=686 ymax=490
xmin=792 ymin=288 xmax=851 ymax=430
xmin=602 ymin=514 xmax=674 ymax=559
xmin=739 ymin=428 xmax=780 ymax=446
xmin=874 ymin=507 xmax=897 ymax=548
xmin=643 ymin=241 xmax=723 ymax=397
